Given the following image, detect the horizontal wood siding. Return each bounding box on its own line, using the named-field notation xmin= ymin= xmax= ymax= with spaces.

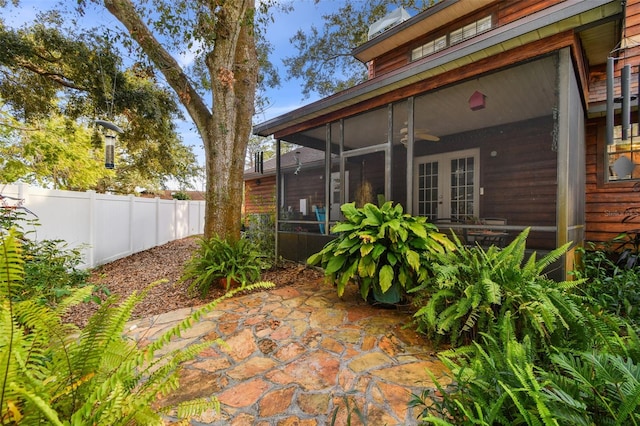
xmin=585 ymin=119 xmax=640 ymax=244
xmin=245 ymin=176 xmax=276 ymax=216
xmin=497 ymin=0 xmax=561 ymax=25
xmin=584 ymin=0 xmax=640 ymax=244
xmin=281 ymin=167 xmax=325 ymax=217
xmin=374 ymin=3 xmax=500 ymax=78
xmin=415 ymin=116 xmax=558 ymax=249
xmin=372 ymin=0 xmax=561 ymax=78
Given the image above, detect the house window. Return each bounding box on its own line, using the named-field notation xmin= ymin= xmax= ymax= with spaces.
xmin=607 ymin=123 xmax=640 ymax=181
xmin=411 ymin=15 xmax=492 ymax=62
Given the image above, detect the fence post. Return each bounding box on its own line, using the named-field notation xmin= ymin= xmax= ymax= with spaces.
xmin=129 ymin=194 xmax=135 ymax=255
xmin=155 ymin=196 xmax=160 ymax=246
xmin=87 ymin=190 xmax=96 ymax=268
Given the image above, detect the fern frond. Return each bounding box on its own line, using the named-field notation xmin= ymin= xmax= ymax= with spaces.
xmin=171 ymin=397 xmax=220 ymax=419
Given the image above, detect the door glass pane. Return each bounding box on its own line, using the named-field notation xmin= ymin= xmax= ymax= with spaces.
xmin=417 ymin=161 xmax=438 ymax=219
xmin=450 ymin=156 xmax=475 ymax=220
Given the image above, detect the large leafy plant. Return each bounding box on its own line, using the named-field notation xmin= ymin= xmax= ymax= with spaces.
xmin=307 ymin=201 xmax=454 ymax=304
xmin=0 ymin=229 xmax=274 ymax=424
xmin=181 ymin=235 xmax=263 ymax=295
xmin=411 ymin=228 xmax=585 ymax=348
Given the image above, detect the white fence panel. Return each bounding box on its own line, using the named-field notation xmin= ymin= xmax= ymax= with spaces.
xmin=131 ymin=197 xmax=159 ymax=253
xmin=94 ymin=192 xmax=132 ymax=265
xmin=1 ymin=184 xmax=205 ymax=268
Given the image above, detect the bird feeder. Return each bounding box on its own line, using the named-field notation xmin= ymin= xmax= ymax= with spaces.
xmin=95 ymin=120 xmax=124 ymax=169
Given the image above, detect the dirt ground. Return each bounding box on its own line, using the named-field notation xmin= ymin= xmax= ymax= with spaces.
xmin=64 ymin=236 xmax=325 ymax=328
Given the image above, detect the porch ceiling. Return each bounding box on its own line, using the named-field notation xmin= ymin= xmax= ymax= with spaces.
xmin=286 ymin=54 xmax=558 ymax=150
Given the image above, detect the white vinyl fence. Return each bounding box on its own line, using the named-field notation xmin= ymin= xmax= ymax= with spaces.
xmin=1 ymin=184 xmax=205 ymax=268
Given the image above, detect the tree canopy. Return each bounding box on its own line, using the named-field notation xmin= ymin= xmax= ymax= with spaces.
xmin=283 ymin=0 xmax=435 ymax=99
xmin=0 ymin=10 xmax=200 ymax=193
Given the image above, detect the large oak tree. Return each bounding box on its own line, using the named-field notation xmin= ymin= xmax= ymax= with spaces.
xmin=86 ymin=0 xmax=260 ymax=241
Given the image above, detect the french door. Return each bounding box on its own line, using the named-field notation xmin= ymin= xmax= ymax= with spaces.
xmin=414 ymin=149 xmax=479 ymax=221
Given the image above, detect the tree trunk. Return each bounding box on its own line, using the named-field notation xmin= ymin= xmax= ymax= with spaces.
xmin=205 ymin=0 xmax=258 ymax=242
xmin=103 ymin=0 xmax=257 ymax=243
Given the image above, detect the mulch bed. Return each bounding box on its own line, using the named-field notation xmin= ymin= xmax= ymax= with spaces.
xmin=64 ymin=236 xmax=325 ymax=328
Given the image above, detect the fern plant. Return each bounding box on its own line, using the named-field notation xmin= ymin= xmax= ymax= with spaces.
xmin=180 ymin=235 xmax=263 ymax=295
xmin=307 ymin=201 xmax=454 ymax=304
xmin=412 ymin=325 xmax=640 ymax=425
xmin=0 ymin=229 xmax=274 ymax=424
xmin=411 ymin=228 xmax=586 ymax=348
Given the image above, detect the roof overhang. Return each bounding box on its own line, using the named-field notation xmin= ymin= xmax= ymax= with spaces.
xmin=254 ymin=0 xmax=621 ymax=138
xmin=352 ymin=0 xmax=494 ymax=64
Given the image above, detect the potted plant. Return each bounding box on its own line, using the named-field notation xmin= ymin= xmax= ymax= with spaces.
xmin=180 ymin=236 xmax=262 ymax=296
xmin=307 ymin=201 xmax=455 ymax=304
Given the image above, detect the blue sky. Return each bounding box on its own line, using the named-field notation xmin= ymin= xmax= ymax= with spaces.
xmin=3 ymin=0 xmax=352 ymax=184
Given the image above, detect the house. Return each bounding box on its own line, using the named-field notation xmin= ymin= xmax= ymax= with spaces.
xmin=253 ymin=0 xmax=640 ymax=278
xmin=244 ymin=146 xmax=327 ymax=221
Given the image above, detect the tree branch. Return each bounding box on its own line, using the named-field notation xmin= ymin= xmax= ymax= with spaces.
xmin=102 ymin=0 xmax=211 ymax=131
xmin=15 ymin=59 xmax=87 ymax=91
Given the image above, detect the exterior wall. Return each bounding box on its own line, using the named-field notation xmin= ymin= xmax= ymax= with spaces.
xmin=244 ymin=175 xmax=276 ymax=217
xmin=585 ymin=0 xmax=640 ymax=245
xmin=372 ymin=0 xmax=562 ymax=79
xmin=585 ymin=118 xmax=640 ymax=244
xmin=414 ymin=116 xmax=558 ymax=249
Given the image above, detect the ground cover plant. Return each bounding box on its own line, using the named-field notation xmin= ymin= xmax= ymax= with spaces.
xmin=180 ymin=235 xmax=263 ymax=295
xmin=410 ymin=228 xmax=586 ymax=350
xmin=0 ymin=229 xmax=275 ymax=424
xmin=573 ymin=242 xmax=640 ymax=327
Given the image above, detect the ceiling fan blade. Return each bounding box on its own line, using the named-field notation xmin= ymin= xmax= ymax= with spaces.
xmin=415 ymin=131 xmax=440 ymax=142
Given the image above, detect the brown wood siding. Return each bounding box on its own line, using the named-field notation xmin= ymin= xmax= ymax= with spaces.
xmin=372 ymin=0 xmax=561 ymax=79
xmin=373 ymin=3 xmax=501 ymax=78
xmin=414 ymin=116 xmax=558 ymax=249
xmin=244 ymin=176 xmax=276 ymax=216
xmin=281 ymin=167 xmax=325 ymax=219
xmin=497 ymin=0 xmax=562 ymax=25
xmin=585 ymin=119 xmax=640 ymax=244
xmin=584 ymin=0 xmax=640 ymax=244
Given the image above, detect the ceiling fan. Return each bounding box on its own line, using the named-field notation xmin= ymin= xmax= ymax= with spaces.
xmin=399 ymin=125 xmax=440 ymax=146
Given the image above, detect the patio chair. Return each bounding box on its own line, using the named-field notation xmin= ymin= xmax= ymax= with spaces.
xmin=478 ymin=217 xmax=508 ymax=247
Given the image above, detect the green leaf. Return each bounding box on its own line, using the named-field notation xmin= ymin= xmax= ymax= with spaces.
xmin=325 ymin=255 xmax=347 ymax=274
xmin=406 ymin=249 xmax=421 ymax=271
xmin=379 ymin=264 xmax=394 ymax=293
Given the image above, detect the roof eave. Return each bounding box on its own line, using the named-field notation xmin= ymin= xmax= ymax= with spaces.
xmin=253 ymin=0 xmax=619 ymax=138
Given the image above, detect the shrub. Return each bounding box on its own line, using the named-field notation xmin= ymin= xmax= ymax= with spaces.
xmin=410 ymin=228 xmax=585 ymax=348
xmin=307 ymin=201 xmax=454 ymax=304
xmin=411 ymin=325 xmax=640 ymax=425
xmin=180 ymin=235 xmax=263 ymax=295
xmin=243 ymin=213 xmax=276 ymax=269
xmin=0 ymin=229 xmax=275 ymax=424
xmin=1 ymin=198 xmax=90 ymax=305
xmin=573 ymin=243 xmax=640 ymax=326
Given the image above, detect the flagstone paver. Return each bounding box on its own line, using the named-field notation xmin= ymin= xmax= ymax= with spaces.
xmin=127 ymin=278 xmax=448 ymax=425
